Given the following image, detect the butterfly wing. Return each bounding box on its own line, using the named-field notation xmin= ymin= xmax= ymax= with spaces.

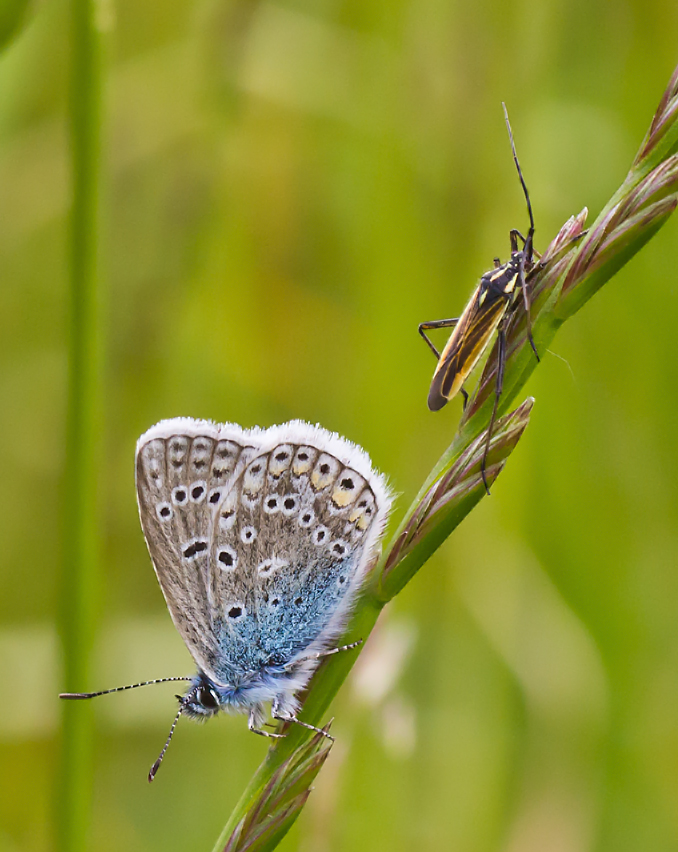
xmin=206 ymin=421 xmax=392 ymax=683
xmin=136 ymin=419 xmax=259 ymax=683
xmin=136 ymin=418 xmax=391 ymax=691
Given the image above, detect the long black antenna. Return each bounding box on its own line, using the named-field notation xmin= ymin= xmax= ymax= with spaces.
xmin=148 ymin=699 xmax=186 ymax=782
xmin=502 ymin=102 xmax=535 ymax=236
xmin=59 ymin=676 xmax=193 ymax=700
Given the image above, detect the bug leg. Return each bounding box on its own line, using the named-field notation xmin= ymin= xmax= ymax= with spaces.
xmin=481 ymin=325 xmax=508 ymax=495
xmin=519 ymin=254 xmax=540 ymax=363
xmin=249 ymin=709 xmax=285 ymax=738
xmin=510 ymin=228 xmax=541 ymax=260
xmin=418 ymin=318 xmax=460 ymax=360
xmin=271 ymin=702 xmax=335 ymax=741
xmin=510 ymin=228 xmax=526 ymax=252
xmin=461 ymin=387 xmax=469 ymax=410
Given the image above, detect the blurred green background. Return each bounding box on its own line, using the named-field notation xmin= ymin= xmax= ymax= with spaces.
xmin=2 ymin=0 xmax=678 ymax=850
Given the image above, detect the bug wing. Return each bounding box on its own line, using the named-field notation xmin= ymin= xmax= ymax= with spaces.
xmin=206 ymin=421 xmax=392 ymax=684
xmin=428 ymin=285 xmax=508 ymax=410
xmin=136 ymin=419 xmax=258 ymax=684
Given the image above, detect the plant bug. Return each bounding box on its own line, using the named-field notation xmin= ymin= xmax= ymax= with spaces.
xmin=419 ymin=104 xmax=540 ymax=494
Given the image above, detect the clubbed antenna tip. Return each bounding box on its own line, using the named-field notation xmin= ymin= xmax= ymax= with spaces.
xmin=148 ymin=701 xmax=186 ymax=783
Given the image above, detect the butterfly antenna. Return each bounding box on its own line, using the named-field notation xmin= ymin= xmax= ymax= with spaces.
xmin=502 ymin=102 xmax=534 ymax=237
xmin=148 ymin=699 xmax=186 ymax=783
xmin=59 ymin=676 xmax=194 ymax=700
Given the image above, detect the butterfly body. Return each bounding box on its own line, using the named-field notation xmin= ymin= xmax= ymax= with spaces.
xmin=180 ymin=669 xmax=301 ymax=721
xmin=135 ymin=418 xmax=391 ymax=734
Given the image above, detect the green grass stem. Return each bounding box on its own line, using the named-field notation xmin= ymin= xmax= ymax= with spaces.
xmin=211 ymin=61 xmax=678 ymax=852
xmin=56 ymin=1 xmax=104 ymax=850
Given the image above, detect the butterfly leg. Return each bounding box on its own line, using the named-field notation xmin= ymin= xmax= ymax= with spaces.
xmin=418 ymin=318 xmax=460 ymax=360
xmin=284 ymin=639 xmax=363 ymax=668
xmin=271 ymin=702 xmax=335 ymax=741
xmin=248 ymin=708 xmax=285 ymax=739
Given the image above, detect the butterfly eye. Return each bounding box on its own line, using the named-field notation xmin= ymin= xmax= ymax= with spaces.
xmin=198 ymin=687 xmax=219 ymax=710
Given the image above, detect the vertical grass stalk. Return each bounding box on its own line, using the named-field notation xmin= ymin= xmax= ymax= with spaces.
xmin=57 ymin=0 xmax=104 ymax=849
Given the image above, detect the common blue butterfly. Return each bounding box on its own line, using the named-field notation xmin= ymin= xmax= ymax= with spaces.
xmin=61 ymin=418 xmax=391 ymax=779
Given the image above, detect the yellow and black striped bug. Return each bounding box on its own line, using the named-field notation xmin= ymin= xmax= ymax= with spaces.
xmin=419 ymin=104 xmax=540 ymax=494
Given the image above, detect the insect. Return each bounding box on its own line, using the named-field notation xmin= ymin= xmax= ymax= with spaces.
xmin=418 ymin=104 xmax=540 ymax=493
xmin=61 ymin=418 xmax=391 ymax=780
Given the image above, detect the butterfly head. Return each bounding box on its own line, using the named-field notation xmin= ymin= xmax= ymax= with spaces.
xmin=181 ymin=674 xmax=222 ymax=719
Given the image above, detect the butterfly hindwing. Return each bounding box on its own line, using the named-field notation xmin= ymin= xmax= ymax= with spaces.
xmin=136 ymin=419 xmax=391 ymax=691
xmin=211 ymin=441 xmax=378 ymax=669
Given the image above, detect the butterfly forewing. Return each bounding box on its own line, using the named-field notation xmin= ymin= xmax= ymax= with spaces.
xmin=136 ymin=419 xmax=390 ymax=690
xmin=136 ymin=422 xmax=256 ymax=681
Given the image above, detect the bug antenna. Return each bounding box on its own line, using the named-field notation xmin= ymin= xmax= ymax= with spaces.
xmin=59 ymin=676 xmax=194 ymax=701
xmin=149 ymin=699 xmax=186 ymax=782
xmin=502 ymin=102 xmax=534 ymax=237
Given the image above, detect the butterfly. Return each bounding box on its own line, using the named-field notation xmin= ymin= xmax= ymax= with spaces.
xmin=61 ymin=418 xmax=391 ymax=779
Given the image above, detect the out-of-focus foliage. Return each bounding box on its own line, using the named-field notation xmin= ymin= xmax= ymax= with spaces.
xmin=2 ymin=1 xmax=678 ymax=851
xmin=0 ymin=0 xmax=31 ymax=52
